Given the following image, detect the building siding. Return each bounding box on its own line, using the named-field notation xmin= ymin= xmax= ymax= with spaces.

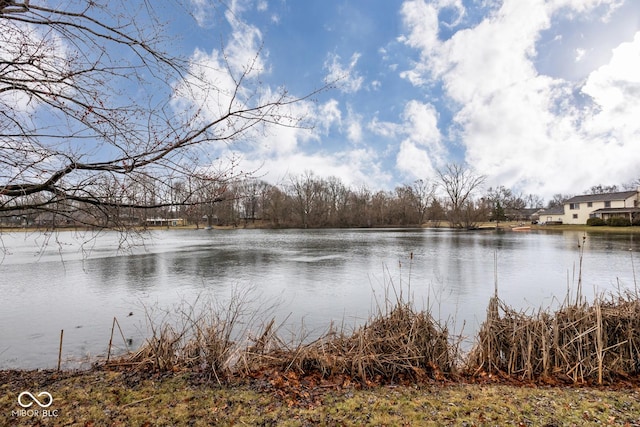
xmin=561 ymin=192 xmax=639 ymax=224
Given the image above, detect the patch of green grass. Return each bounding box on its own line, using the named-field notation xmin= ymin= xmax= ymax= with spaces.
xmin=2 ymin=370 xmax=640 ymax=426
xmin=533 ymin=224 xmax=640 ymax=233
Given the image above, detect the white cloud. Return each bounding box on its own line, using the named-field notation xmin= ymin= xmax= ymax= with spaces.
xmin=549 ymin=0 xmax=624 ymax=20
xmin=224 ymin=8 xmax=267 ymax=76
xmin=579 ymin=32 xmax=640 ymax=154
xmin=582 ymin=32 xmax=640 ymax=121
xmin=396 ymin=140 xmax=439 ymax=179
xmin=171 ymin=47 xmax=243 ymax=131
xmin=172 ymin=0 xmax=273 ymax=147
xmin=368 ymin=117 xmax=401 ymax=139
xmin=190 ymin=0 xmax=218 ymax=27
xmin=318 ymin=99 xmax=342 ymax=134
xmin=324 ymin=52 xmax=364 ymax=93
xmin=234 ymin=147 xmax=391 ymax=190
xmin=395 ymin=101 xmax=444 ymax=180
xmin=402 ymin=101 xmax=443 ymax=151
xmin=398 ymin=0 xmax=638 ymax=199
xmin=398 ymin=0 xmax=440 ymax=57
xmin=219 ymin=92 xmax=388 ymax=189
xmin=345 ymin=107 xmax=363 ymax=143
xmin=172 ymin=0 xmax=388 ymax=193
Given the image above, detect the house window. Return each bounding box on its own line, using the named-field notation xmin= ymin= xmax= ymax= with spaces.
xmin=569 ymin=203 xmax=580 ymax=210
xmin=587 ymin=202 xmax=593 ymax=207
xmin=572 ymin=214 xmax=578 ymax=219
xmin=604 ymin=201 xmax=611 ymax=208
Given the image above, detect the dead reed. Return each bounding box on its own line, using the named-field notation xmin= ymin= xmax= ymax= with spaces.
xmin=110 ymin=287 xmax=457 ymax=384
xmin=240 ymin=300 xmax=455 ymax=383
xmin=109 ymin=287 xmax=278 ymax=384
xmin=468 ymin=237 xmax=640 ymax=385
xmin=467 ymin=291 xmax=640 ymax=384
xmin=109 ymin=289 xmax=640 ymax=385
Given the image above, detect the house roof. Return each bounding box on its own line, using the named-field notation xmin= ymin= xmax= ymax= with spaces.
xmin=539 ymin=205 xmax=565 ymax=215
xmin=565 ymin=190 xmax=638 ymax=204
xmin=591 ymin=207 xmax=640 ymax=214
xmin=518 ymin=208 xmax=541 ymax=216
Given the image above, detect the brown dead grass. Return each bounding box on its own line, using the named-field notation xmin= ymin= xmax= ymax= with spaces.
xmin=111 ymin=298 xmax=456 ymax=386
xmin=467 ymin=292 xmax=640 ymax=385
xmin=106 ymin=284 xmax=640 ymax=390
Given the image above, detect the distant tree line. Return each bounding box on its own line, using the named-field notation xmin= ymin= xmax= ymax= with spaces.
xmin=4 ymin=159 xmax=639 ymax=230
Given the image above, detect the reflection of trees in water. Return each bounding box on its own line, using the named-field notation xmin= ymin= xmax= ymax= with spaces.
xmin=126 ymin=255 xmax=159 ymax=290
xmin=94 ymin=254 xmax=161 ymax=291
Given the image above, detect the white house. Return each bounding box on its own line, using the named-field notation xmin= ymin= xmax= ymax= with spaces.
xmin=537 ymin=205 xmax=565 ymax=224
xmin=539 ymin=188 xmax=640 ymax=225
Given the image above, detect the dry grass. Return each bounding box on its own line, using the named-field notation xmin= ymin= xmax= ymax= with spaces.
xmin=108 ymin=287 xmax=458 ymax=385
xmin=467 ymin=292 xmax=640 ymax=384
xmin=110 ymin=283 xmax=640 ymax=387
xmin=108 ymin=287 xmax=277 ymax=384
xmin=241 ymin=300 xmax=454 ymax=383
xmin=468 ymin=237 xmax=640 ymax=385
xmin=2 ymin=369 xmax=640 ymax=426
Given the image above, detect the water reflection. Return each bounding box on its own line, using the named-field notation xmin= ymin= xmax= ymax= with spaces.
xmin=1 ymin=228 xmax=640 ymax=369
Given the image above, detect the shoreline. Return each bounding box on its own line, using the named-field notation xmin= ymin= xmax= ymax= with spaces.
xmin=2 ymin=222 xmax=640 ymax=234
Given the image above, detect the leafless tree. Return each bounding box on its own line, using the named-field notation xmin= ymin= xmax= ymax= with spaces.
xmin=524 ymin=193 xmax=544 ymax=209
xmin=547 ymin=193 xmax=572 ymax=208
xmin=624 ymin=178 xmax=640 ymax=191
xmin=483 ymin=185 xmax=529 ymax=223
xmin=437 ymin=163 xmax=486 ymax=229
xmin=288 ymin=171 xmax=319 ymax=228
xmin=413 ymin=178 xmax=437 ymax=225
xmin=391 ymin=185 xmax=418 ymax=225
xmin=0 ymin=1 xmax=320 ymax=230
xmin=263 ymin=185 xmax=290 ymax=227
xmin=588 ymin=184 xmax=620 ymax=194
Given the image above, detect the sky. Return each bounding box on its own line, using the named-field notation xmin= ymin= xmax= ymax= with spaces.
xmin=12 ymin=0 xmax=640 ymax=202
xmin=184 ymin=0 xmax=639 ymax=202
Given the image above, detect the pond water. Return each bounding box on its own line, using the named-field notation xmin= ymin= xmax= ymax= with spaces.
xmin=1 ymin=228 xmax=639 ymax=369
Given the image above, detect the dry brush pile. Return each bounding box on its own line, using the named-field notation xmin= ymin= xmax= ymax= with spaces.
xmin=467 ymin=291 xmax=640 ymax=384
xmin=242 ymin=301 xmax=454 ymax=383
xmin=109 ymin=296 xmax=456 ymax=385
xmin=108 ymin=285 xmax=640 ymax=386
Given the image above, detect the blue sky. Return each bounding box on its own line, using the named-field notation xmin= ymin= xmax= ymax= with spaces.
xmin=41 ymin=0 xmax=640 ymax=201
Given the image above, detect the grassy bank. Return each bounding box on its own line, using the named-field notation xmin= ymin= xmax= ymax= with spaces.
xmin=532 ymin=223 xmax=640 ymax=233
xmin=3 ymin=294 xmax=640 ymax=425
xmin=2 ymin=369 xmax=640 ymax=426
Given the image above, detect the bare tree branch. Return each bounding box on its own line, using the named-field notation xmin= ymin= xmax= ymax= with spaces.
xmin=1 ymin=1 xmax=325 ymax=229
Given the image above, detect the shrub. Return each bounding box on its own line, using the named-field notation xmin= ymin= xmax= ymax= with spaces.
xmin=586 ymin=217 xmax=606 ymax=226
xmin=606 ymin=217 xmax=631 ymax=227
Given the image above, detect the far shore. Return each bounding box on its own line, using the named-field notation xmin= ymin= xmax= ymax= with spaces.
xmin=2 ymin=221 xmax=640 ymax=234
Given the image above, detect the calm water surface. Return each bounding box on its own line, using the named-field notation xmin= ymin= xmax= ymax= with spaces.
xmin=1 ymin=228 xmax=639 ymax=369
